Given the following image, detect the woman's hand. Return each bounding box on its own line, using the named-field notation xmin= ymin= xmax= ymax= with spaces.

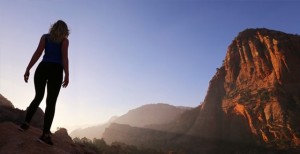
xmin=24 ymin=70 xmax=30 ymax=83
xmin=62 ymin=75 xmax=69 ymax=88
xmin=61 ymin=38 xmax=69 ymax=88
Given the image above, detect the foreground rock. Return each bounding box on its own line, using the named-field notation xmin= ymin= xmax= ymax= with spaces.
xmin=0 ymin=122 xmax=96 ymax=154
xmin=0 ymin=94 xmax=14 ymax=108
xmin=0 ymin=93 xmax=44 ymax=130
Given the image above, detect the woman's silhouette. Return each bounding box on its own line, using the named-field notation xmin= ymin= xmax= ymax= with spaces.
xmin=19 ymin=20 xmax=70 ymax=145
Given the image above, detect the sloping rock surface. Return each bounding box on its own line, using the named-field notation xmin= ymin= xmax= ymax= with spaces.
xmin=0 ymin=94 xmax=14 ymax=108
xmin=0 ymin=122 xmax=96 ymax=154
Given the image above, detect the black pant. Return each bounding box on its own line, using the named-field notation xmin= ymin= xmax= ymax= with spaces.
xmin=25 ymin=62 xmax=63 ymax=134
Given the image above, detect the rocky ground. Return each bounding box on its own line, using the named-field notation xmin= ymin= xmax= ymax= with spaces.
xmin=0 ymin=122 xmax=96 ymax=154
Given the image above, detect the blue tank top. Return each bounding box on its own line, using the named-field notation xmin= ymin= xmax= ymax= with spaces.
xmin=42 ymin=34 xmax=62 ymax=64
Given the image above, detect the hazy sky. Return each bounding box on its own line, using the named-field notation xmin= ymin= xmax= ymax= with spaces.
xmin=1 ymin=0 xmax=300 ymax=131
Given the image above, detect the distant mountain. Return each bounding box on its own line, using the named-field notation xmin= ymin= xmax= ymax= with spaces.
xmin=102 ymin=28 xmax=300 ymax=153
xmin=114 ymin=103 xmax=191 ymax=128
xmin=70 ymin=103 xmax=191 ymax=139
xmin=70 ymin=117 xmax=116 ymax=139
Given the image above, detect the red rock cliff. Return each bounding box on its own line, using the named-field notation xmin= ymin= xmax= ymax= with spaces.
xmin=186 ymin=28 xmax=300 ymax=149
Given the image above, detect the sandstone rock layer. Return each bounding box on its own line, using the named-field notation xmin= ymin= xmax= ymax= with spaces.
xmin=185 ymin=28 xmax=300 ymax=149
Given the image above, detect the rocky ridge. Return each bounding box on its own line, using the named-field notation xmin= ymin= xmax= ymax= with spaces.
xmin=0 ymin=94 xmax=14 ymax=108
xmin=0 ymin=122 xmax=96 ymax=154
xmin=0 ymin=94 xmax=44 ymax=129
xmin=0 ymin=94 xmax=96 ymax=154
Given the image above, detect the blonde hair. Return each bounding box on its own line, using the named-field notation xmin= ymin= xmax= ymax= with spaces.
xmin=48 ymin=20 xmax=70 ymax=42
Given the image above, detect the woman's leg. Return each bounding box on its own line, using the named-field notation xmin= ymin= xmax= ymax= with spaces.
xmin=43 ymin=64 xmax=63 ymax=134
xmin=25 ymin=63 xmax=47 ymax=123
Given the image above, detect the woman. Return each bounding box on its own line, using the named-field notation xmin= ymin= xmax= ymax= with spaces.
xmin=19 ymin=20 xmax=70 ymax=146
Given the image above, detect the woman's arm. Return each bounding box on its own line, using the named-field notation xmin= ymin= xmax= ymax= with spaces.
xmin=24 ymin=35 xmax=46 ymax=82
xmin=61 ymin=38 xmax=69 ymax=88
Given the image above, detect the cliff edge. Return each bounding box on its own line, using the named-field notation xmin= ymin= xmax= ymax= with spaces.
xmin=179 ymin=28 xmax=300 ymax=149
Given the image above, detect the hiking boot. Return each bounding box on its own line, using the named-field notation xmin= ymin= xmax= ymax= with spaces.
xmin=38 ymin=133 xmax=53 ymax=146
xmin=18 ymin=123 xmax=30 ymax=132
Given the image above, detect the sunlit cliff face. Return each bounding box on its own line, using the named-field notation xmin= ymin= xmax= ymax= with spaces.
xmin=190 ymin=28 xmax=300 ymax=148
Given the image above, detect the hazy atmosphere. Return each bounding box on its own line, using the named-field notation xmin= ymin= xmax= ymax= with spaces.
xmin=1 ymin=0 xmax=300 ymax=131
